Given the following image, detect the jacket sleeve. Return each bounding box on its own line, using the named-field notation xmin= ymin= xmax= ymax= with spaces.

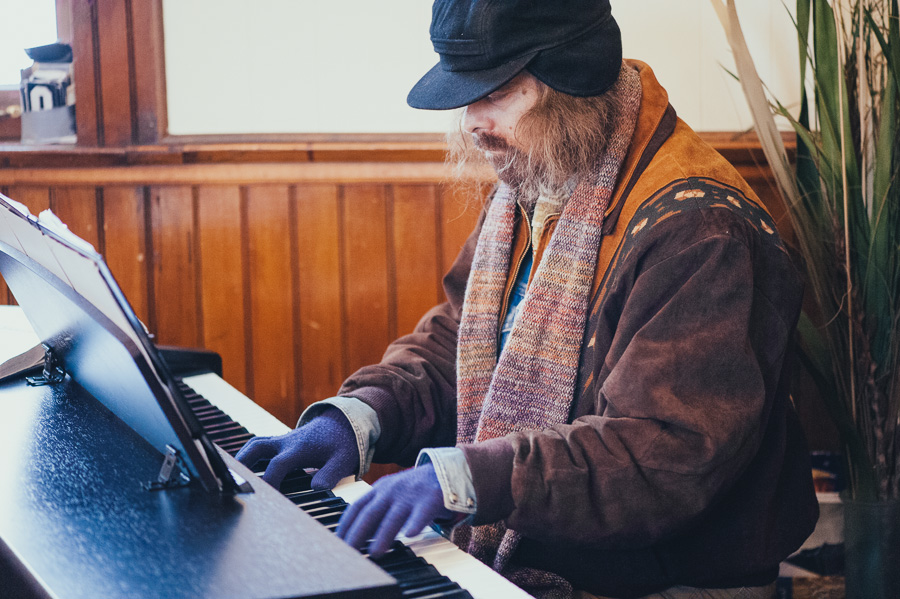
xmin=461 ymin=210 xmax=801 ymax=548
xmin=337 ymin=209 xmax=485 ymax=467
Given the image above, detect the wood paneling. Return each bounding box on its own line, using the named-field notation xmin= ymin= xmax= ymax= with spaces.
xmin=341 ymin=185 xmax=393 ymax=375
xmin=393 ymin=184 xmax=442 ymax=335
xmin=53 ymin=187 xmax=100 ymax=249
xmin=5 ymin=186 xmax=51 ymax=215
xmin=150 ymin=185 xmax=199 ymax=347
xmin=295 ymin=184 xmax=343 ymax=412
xmin=0 ymin=162 xmax=454 ymax=186
xmin=103 ymin=185 xmax=149 ymax=323
xmin=439 ymin=183 xmax=484 ymax=279
xmin=245 ymin=185 xmax=297 ymax=425
xmin=196 ymin=186 xmax=246 ymax=394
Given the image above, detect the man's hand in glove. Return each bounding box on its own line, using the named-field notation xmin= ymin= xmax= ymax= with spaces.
xmin=235 ymin=408 xmax=359 ymax=490
xmin=336 ymin=463 xmax=453 ymax=556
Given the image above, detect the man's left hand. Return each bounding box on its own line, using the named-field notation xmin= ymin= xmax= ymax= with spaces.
xmin=336 ymin=463 xmax=453 ymax=556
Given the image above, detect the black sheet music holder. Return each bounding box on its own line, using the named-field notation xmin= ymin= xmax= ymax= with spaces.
xmin=0 ymin=193 xmax=240 ymax=494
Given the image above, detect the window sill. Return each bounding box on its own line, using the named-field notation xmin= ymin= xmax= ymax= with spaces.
xmin=0 ymin=138 xmax=449 ymax=169
xmin=0 ymin=131 xmax=792 ymax=170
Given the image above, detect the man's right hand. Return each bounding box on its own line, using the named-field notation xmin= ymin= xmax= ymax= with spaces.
xmin=235 ymin=408 xmax=360 ymax=490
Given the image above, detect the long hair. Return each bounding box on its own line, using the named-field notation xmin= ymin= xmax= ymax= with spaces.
xmin=447 ymin=72 xmax=625 ymax=204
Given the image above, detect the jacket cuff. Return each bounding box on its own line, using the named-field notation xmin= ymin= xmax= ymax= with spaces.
xmin=298 ymin=397 xmax=380 ymax=478
xmin=459 ymin=437 xmax=516 ymax=525
xmin=341 ymin=386 xmax=403 ymax=460
xmin=417 ymin=447 xmax=477 ymax=515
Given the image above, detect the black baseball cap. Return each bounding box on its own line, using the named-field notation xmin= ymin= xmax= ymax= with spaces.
xmin=407 ymin=0 xmax=622 ymax=110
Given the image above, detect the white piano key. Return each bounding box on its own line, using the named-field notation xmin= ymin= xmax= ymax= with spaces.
xmin=182 ymin=372 xmax=291 ymax=437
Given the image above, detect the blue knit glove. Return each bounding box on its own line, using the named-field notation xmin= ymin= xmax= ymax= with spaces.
xmin=235 ymin=408 xmax=359 ymax=490
xmin=336 ymin=463 xmax=452 ymax=557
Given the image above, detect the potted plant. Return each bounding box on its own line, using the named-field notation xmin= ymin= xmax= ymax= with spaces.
xmin=712 ymin=1 xmax=899 ymax=597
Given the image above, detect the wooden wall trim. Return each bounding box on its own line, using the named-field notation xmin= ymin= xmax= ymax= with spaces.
xmin=0 ymin=162 xmax=471 ymax=186
xmin=0 ymin=141 xmax=448 ymax=167
xmin=0 ymin=131 xmax=792 ymax=168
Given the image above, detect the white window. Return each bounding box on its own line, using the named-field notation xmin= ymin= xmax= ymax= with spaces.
xmin=0 ymin=0 xmax=59 ymax=89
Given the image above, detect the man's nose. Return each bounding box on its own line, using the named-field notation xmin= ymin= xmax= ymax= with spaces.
xmin=462 ymin=102 xmax=490 ymax=134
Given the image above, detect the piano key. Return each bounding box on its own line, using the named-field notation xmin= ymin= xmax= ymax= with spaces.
xmin=400 ymin=580 xmax=461 ymax=599
xmin=181 ymin=372 xmax=534 ymax=599
xmin=204 ymin=420 xmax=247 ymax=434
xmin=181 ymin=374 xmax=291 ymax=437
xmin=209 ymin=431 xmax=254 ymax=445
xmin=302 ymin=497 xmax=347 ymax=513
xmin=285 ymin=490 xmax=333 ymax=507
xmin=313 ymin=512 xmax=345 ymax=527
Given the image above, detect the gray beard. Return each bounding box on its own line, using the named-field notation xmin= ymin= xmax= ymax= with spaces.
xmin=489 ymin=147 xmax=573 ymax=209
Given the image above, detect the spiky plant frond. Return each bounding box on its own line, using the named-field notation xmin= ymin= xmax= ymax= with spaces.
xmin=713 ymin=0 xmax=900 ymax=500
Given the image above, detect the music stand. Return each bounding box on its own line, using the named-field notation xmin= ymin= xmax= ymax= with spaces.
xmin=0 ymin=192 xmax=242 ymax=495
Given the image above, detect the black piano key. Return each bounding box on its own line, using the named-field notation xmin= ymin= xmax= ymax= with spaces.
xmin=196 ymin=413 xmax=232 ymax=426
xmin=306 ymin=503 xmax=347 ymax=518
xmin=207 ymin=432 xmax=248 ymax=446
xmin=285 ymin=489 xmax=333 ymax=507
xmin=301 ymin=497 xmax=347 ymax=514
xmin=385 ymin=558 xmax=433 ymax=578
xmin=303 ymin=506 xmax=347 ymax=520
xmin=370 ymin=546 xmax=418 ymax=567
xmin=402 ymin=580 xmax=462 ymax=598
xmin=216 ymin=439 xmax=254 ymax=454
xmin=415 ymin=590 xmax=471 ymax=599
xmin=191 ymin=405 xmax=222 ymax=418
xmin=312 ymin=512 xmax=344 ymax=526
xmin=204 ymin=420 xmax=247 ymax=435
xmin=211 ymin=432 xmax=254 ymax=446
xmin=196 ymin=417 xmax=233 ymax=431
xmin=279 ymin=471 xmax=313 ymax=494
xmin=394 ymin=569 xmax=450 ymax=595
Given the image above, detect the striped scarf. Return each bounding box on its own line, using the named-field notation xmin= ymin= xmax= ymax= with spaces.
xmin=453 ymin=63 xmax=642 ymax=598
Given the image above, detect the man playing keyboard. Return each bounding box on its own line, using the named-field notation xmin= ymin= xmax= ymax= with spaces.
xmin=237 ymin=1 xmax=818 ymax=597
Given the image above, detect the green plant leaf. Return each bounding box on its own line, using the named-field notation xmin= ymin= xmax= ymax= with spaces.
xmin=866 ymin=7 xmax=900 ymax=100
xmin=714 ymin=0 xmax=899 ymax=500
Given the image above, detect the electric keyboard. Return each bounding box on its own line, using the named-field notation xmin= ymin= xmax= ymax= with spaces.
xmin=182 ymin=372 xmax=534 ymax=599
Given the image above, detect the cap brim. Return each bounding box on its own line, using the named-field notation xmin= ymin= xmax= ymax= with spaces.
xmin=407 ymin=52 xmax=537 ymax=110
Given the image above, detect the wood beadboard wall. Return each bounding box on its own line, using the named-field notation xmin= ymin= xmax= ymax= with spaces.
xmin=0 ymin=138 xmax=835 ymax=471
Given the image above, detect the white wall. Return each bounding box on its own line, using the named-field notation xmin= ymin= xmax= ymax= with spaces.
xmin=0 ymin=0 xmax=59 ymax=88
xmin=163 ymin=0 xmax=801 ymax=135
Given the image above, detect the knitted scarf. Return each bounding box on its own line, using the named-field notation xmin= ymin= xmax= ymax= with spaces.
xmin=453 ymin=64 xmax=642 ymax=598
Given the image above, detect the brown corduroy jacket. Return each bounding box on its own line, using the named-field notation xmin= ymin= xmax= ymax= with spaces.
xmin=340 ymin=61 xmax=818 ymax=597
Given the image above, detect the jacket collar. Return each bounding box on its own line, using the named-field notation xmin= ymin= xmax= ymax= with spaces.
xmin=602 ymin=60 xmax=678 ymax=234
